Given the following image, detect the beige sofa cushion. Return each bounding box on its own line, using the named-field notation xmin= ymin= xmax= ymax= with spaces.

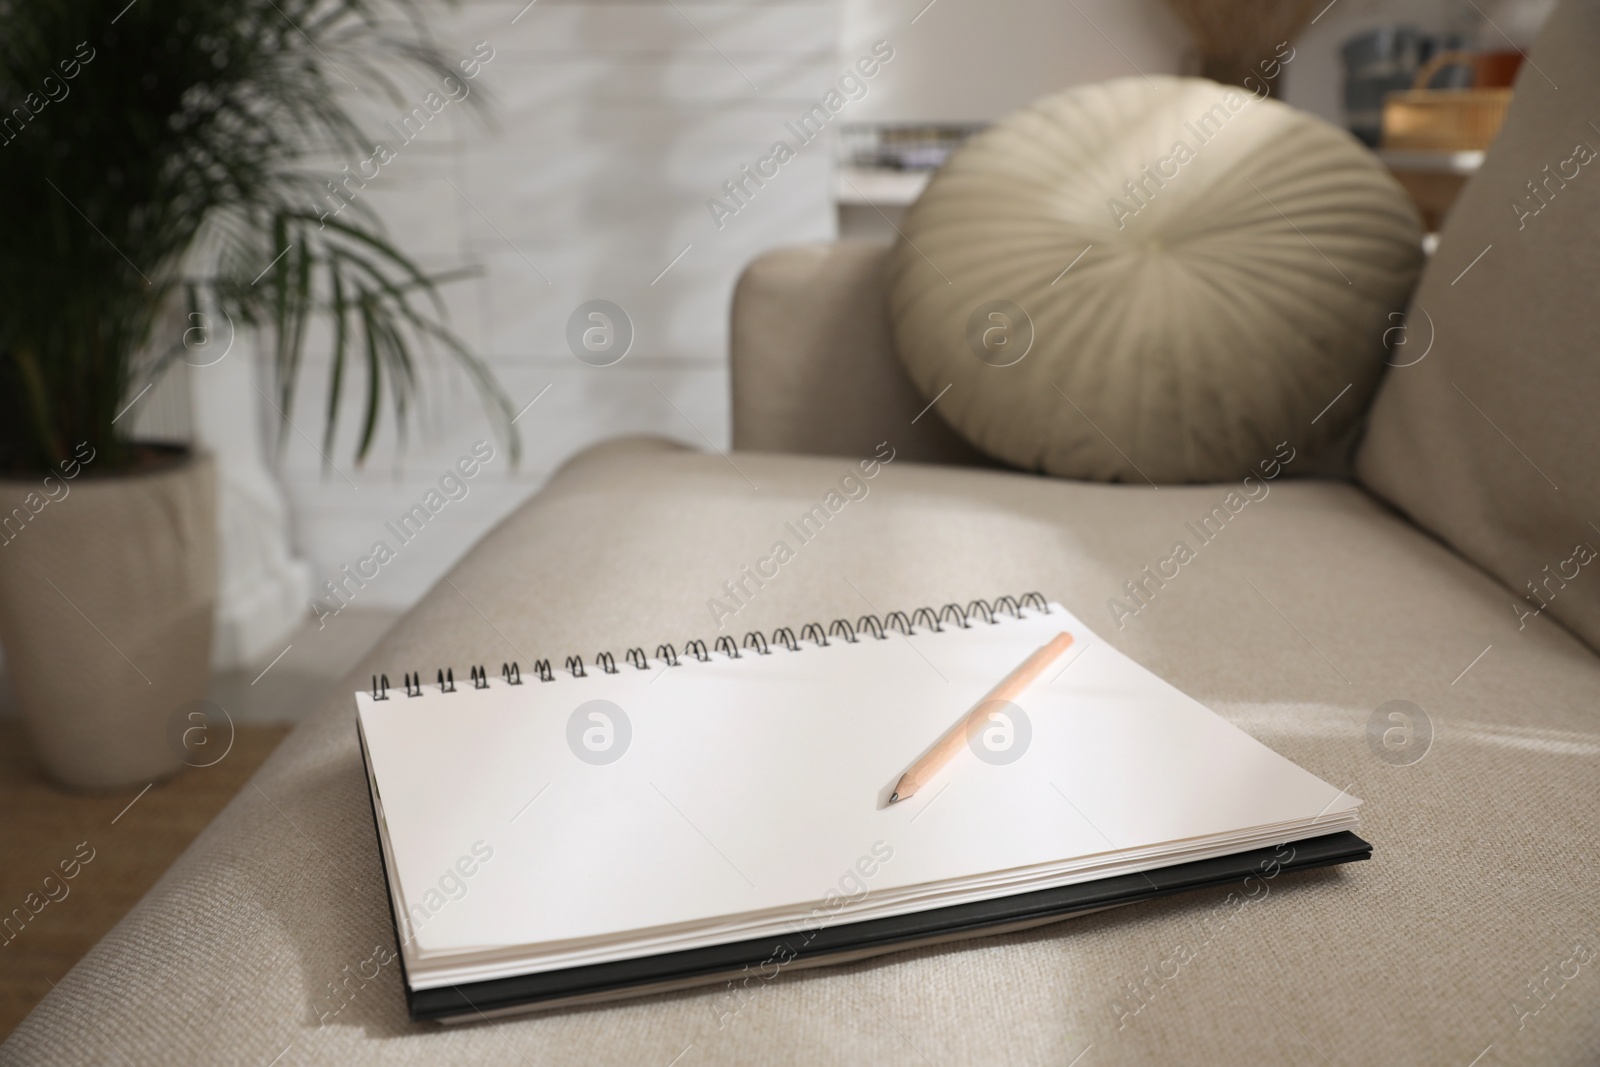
xmin=888 ymin=76 xmax=1423 ymax=483
xmin=1356 ymin=0 xmax=1600 ymax=651
xmin=9 ymin=438 xmax=1598 ymax=1065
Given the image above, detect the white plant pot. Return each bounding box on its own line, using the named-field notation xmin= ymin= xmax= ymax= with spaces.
xmin=0 ymin=449 xmax=216 ymax=790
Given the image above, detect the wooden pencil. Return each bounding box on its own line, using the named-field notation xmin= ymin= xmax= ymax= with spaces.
xmin=888 ymin=631 xmax=1075 ymax=803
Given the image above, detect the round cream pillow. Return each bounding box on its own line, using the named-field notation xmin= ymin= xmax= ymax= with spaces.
xmin=887 ymin=77 xmax=1424 ymax=483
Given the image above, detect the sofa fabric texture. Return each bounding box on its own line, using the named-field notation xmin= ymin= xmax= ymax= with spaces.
xmin=887 ymin=76 xmax=1424 ymax=485
xmin=730 ymin=241 xmax=991 ymax=468
xmin=1356 ymin=0 xmax=1600 ymax=654
xmin=6 ymin=439 xmax=1598 ymax=1066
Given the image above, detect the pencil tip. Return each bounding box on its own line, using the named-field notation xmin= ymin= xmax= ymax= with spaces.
xmin=888 ymin=792 xmax=899 ymax=804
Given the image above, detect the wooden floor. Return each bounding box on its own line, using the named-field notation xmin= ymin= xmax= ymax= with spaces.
xmin=0 ymin=719 xmax=289 ymax=1040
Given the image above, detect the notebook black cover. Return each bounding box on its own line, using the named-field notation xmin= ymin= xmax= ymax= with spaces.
xmin=358 ymin=739 xmax=1370 ymax=1023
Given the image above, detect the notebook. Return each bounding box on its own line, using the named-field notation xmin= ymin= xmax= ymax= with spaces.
xmin=354 ymin=594 xmax=1368 ymax=1022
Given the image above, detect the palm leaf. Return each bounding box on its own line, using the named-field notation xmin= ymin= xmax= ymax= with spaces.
xmin=0 ymin=0 xmax=516 ymax=475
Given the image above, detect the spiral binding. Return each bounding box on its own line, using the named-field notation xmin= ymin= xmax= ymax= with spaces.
xmin=371 ymin=592 xmax=1050 ymax=698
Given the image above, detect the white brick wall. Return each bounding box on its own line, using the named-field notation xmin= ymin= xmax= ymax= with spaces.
xmin=275 ymin=0 xmax=840 ymax=609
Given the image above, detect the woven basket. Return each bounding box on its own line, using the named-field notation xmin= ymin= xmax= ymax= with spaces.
xmin=1381 ymin=52 xmax=1513 ymax=151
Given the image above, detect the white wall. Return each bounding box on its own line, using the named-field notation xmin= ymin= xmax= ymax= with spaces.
xmin=275 ymin=0 xmax=840 ymax=610
xmin=841 ymin=0 xmax=1189 ymax=122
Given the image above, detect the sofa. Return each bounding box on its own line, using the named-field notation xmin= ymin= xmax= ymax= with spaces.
xmin=7 ymin=3 xmax=1600 ymax=1064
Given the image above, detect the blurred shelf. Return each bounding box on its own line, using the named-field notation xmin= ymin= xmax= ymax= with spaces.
xmin=834 ymin=166 xmax=931 ymax=207
xmin=1377 ymin=148 xmax=1486 ymax=174
xmin=1378 ymin=148 xmax=1485 ymax=234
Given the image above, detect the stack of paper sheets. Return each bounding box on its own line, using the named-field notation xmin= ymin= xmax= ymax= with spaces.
xmin=356 ymin=603 xmax=1360 ymax=996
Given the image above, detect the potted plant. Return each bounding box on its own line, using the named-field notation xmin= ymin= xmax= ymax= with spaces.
xmin=0 ymin=0 xmax=514 ymax=789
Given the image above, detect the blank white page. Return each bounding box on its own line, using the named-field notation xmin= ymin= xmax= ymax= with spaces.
xmin=356 ymin=604 xmax=1358 ymax=987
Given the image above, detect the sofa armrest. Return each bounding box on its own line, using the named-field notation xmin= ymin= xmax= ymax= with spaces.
xmin=729 ymin=242 xmax=991 ymax=467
